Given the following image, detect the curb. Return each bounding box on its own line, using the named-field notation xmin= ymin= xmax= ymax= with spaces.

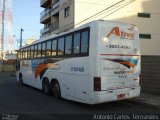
xmin=126 ymin=98 xmax=160 ymax=110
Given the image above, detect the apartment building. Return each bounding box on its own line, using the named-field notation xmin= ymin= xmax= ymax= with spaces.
xmin=40 ymin=0 xmax=74 ymax=36
xmin=40 ymin=0 xmax=160 ymax=95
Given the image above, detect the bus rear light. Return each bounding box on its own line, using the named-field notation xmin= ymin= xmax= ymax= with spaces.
xmin=94 ymin=77 xmax=101 ymax=91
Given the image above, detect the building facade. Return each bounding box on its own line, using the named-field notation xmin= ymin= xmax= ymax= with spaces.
xmin=40 ymin=0 xmax=74 ymax=36
xmin=40 ymin=0 xmax=160 ymax=95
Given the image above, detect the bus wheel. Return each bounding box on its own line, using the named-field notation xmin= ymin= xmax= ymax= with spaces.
xmin=19 ymin=74 xmax=23 ymax=85
xmin=42 ymin=80 xmax=50 ymax=95
xmin=51 ymin=82 xmax=61 ymax=99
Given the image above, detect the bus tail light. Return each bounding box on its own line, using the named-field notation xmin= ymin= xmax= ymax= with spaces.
xmin=94 ymin=77 xmax=101 ymax=91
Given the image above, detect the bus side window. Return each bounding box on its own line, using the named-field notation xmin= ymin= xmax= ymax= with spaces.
xmin=52 ymin=40 xmax=57 ymax=56
xmin=24 ymin=48 xmax=27 ymax=59
xmin=27 ymin=47 xmax=31 ymax=59
xmin=81 ymin=31 xmax=89 ymax=54
xmin=58 ymin=37 xmax=64 ymax=55
xmin=34 ymin=44 xmax=38 ymax=58
xmin=42 ymin=42 xmax=46 ymax=57
xmin=22 ymin=49 xmax=24 ymax=59
xmin=74 ymin=33 xmax=80 ymax=54
xmin=31 ymin=46 xmax=34 ymax=58
xmin=37 ymin=43 xmax=42 ymax=58
xmin=46 ymin=41 xmax=52 ymax=57
xmin=65 ymin=35 xmax=72 ymax=55
xmin=22 ymin=48 xmax=25 ymax=59
xmin=19 ymin=49 xmax=22 ymax=59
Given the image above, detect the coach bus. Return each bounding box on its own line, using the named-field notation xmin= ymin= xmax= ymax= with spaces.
xmin=16 ymin=20 xmax=141 ymax=104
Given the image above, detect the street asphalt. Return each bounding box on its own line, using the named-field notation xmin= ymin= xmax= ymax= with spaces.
xmin=0 ymin=72 xmax=159 ymax=120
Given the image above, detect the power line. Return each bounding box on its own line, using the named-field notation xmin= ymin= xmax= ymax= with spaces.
xmin=74 ymin=0 xmax=133 ymax=27
xmin=76 ymin=1 xmax=110 ymax=6
xmin=100 ymin=0 xmax=135 ymax=20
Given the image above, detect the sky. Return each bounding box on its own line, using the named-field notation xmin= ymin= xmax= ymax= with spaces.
xmin=12 ymin=0 xmax=43 ymax=49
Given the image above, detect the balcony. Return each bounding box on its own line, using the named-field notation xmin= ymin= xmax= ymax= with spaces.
xmin=52 ymin=0 xmax=60 ymax=11
xmin=40 ymin=0 xmax=51 ymax=8
xmin=51 ymin=21 xmax=59 ymax=32
xmin=40 ymin=27 xmax=51 ymax=37
xmin=40 ymin=8 xmax=51 ymax=24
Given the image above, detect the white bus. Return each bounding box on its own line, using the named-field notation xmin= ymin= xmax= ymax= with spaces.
xmin=16 ymin=20 xmax=141 ymax=104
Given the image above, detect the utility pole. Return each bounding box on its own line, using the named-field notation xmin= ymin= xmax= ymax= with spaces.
xmin=1 ymin=0 xmax=5 ymax=60
xmin=20 ymin=28 xmax=23 ymax=48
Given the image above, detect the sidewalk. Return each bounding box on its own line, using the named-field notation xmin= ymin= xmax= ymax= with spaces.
xmin=129 ymin=93 xmax=160 ymax=110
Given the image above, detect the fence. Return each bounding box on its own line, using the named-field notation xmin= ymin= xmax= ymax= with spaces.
xmin=0 ymin=60 xmax=16 ymax=72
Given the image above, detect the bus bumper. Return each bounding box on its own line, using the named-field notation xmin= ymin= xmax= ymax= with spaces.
xmin=89 ymin=86 xmax=140 ymax=104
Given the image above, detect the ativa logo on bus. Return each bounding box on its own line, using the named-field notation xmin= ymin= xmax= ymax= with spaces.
xmin=107 ymin=26 xmax=135 ymax=40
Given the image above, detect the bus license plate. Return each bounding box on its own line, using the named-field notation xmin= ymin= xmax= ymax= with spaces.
xmin=117 ymin=94 xmax=125 ymax=99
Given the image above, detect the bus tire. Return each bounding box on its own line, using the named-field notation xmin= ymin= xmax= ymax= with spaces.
xmin=51 ymin=81 xmax=61 ymax=99
xmin=42 ymin=78 xmax=50 ymax=95
xmin=19 ymin=73 xmax=23 ymax=85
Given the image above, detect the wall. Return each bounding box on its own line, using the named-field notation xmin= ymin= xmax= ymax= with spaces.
xmin=0 ymin=60 xmax=16 ymax=72
xmin=74 ymin=0 xmax=114 ymax=27
xmin=0 ymin=64 xmax=2 ymax=72
xmin=59 ymin=0 xmax=74 ymax=32
xmin=141 ymin=56 xmax=160 ymax=95
xmin=0 ymin=65 xmax=16 ymax=72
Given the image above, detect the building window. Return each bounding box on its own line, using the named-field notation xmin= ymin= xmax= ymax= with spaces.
xmin=138 ymin=13 xmax=150 ymax=18
xmin=139 ymin=34 xmax=151 ymax=39
xmin=64 ymin=7 xmax=70 ymax=18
